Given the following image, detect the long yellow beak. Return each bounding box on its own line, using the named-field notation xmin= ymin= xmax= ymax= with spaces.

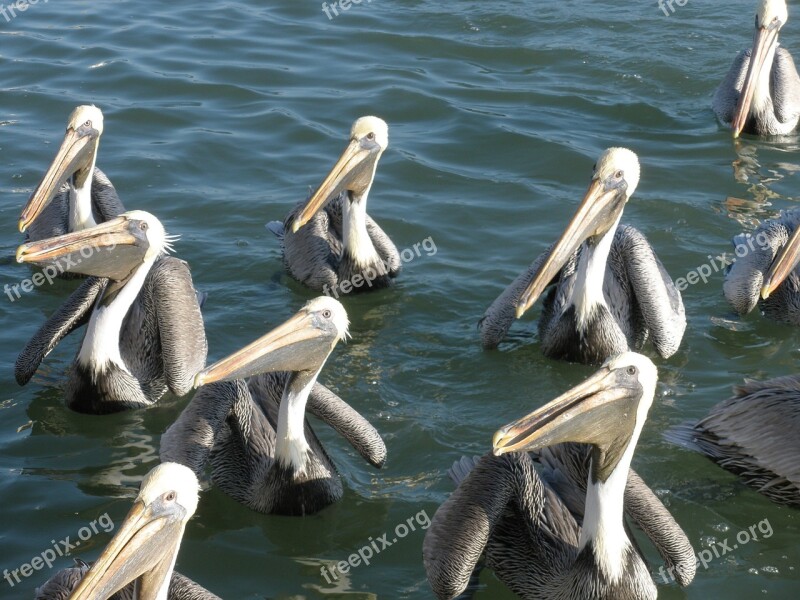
xmin=732 ymin=24 xmax=780 ymax=138
xmin=194 ymin=310 xmax=335 ymax=387
xmin=291 ymin=138 xmax=376 ymax=233
xmin=68 ymin=501 xmax=183 ymax=600
xmin=515 ymin=178 xmax=627 ymax=319
xmin=762 ymin=226 xmax=800 ymax=299
xmin=19 ymin=126 xmax=98 ymax=233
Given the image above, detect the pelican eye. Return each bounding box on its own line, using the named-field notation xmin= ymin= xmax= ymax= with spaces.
xmin=84 ymin=120 xmax=92 ymax=128
xmin=139 ymin=221 xmax=149 ymax=231
xmin=164 ymin=491 xmax=177 ymax=502
xmin=366 ymin=132 xmax=375 ymax=141
xmin=626 ymin=366 xmax=637 ymax=376
xmin=614 ymin=170 xmax=624 ymax=179
xmin=322 ymin=309 xmax=332 ymax=319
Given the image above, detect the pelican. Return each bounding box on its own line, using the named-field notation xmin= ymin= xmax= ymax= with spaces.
xmin=267 ymin=117 xmax=401 ymax=293
xmin=423 ymin=353 xmax=696 ymax=600
xmin=19 ymin=105 xmax=125 ymax=241
xmin=161 ymin=296 xmax=386 ymax=516
xmin=713 ymin=0 xmax=800 ymax=137
xmin=15 ymin=211 xmax=207 ymax=413
xmin=666 ymin=375 xmax=800 ymax=507
xmin=723 ymin=208 xmax=800 ymax=323
xmin=479 ymin=148 xmax=686 ymax=365
xmin=36 ymin=463 xmax=220 ymax=599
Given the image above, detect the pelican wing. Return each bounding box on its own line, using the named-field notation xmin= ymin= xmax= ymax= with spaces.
xmin=306 ymin=382 xmax=387 ymax=468
xmin=478 ymin=243 xmax=557 ymax=349
xmin=713 ymin=49 xmax=750 ymax=125
xmin=612 ymin=225 xmax=685 ymax=358
xmin=15 ymin=277 xmax=105 ymax=385
xmin=624 ymin=470 xmax=696 ymax=586
xmin=160 ymin=381 xmax=243 ymax=475
xmin=281 ymin=195 xmax=341 ymax=291
xmin=772 ymin=48 xmax=800 ymax=126
xmin=146 ymin=257 xmax=208 ymax=397
xmin=366 ymin=216 xmax=401 ymax=276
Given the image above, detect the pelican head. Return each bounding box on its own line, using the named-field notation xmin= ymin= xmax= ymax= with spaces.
xmin=68 ymin=462 xmax=200 ymax=600
xmin=291 ymin=116 xmax=389 ymax=233
xmin=15 ymin=210 xmax=173 ymax=282
xmin=732 ymin=0 xmax=788 ymax=137
xmin=515 ymin=147 xmax=640 ymax=319
xmin=19 ymin=105 xmax=105 ymax=233
xmin=194 ymin=296 xmax=349 ymax=387
xmin=493 ymin=352 xmax=657 ymax=483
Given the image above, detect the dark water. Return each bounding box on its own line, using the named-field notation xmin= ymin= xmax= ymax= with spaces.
xmin=1 ymin=0 xmax=798 ymax=597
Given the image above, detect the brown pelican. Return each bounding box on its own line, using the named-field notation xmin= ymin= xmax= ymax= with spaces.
xmin=424 ymin=353 xmax=696 ymax=600
xmin=723 ymin=208 xmax=800 ymax=323
xmin=713 ymin=0 xmax=800 ymax=137
xmin=19 ymin=105 xmax=125 ymax=241
xmin=267 ymin=117 xmax=401 ymax=293
xmin=36 ymin=462 xmax=220 ymax=599
xmin=479 ymin=148 xmax=685 ymax=365
xmin=161 ymin=296 xmax=386 ymax=516
xmin=15 ymin=211 xmax=207 ymax=413
xmin=666 ymin=376 xmax=800 ymax=507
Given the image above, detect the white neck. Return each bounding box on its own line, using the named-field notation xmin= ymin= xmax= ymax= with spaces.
xmin=571 ymin=217 xmax=620 ymax=330
xmin=77 ymin=256 xmax=157 ymax=375
xmin=68 ymin=158 xmax=98 ymax=231
xmin=752 ymin=43 xmax=778 ymax=116
xmin=342 ymin=187 xmax=379 ymax=268
xmin=275 ymin=370 xmax=322 ymax=475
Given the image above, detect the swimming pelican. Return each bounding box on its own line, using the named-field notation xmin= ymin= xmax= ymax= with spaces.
xmin=723 ymin=208 xmax=800 ymax=323
xmin=267 ymin=117 xmax=401 ymax=293
xmin=479 ymin=148 xmax=685 ymax=365
xmin=15 ymin=211 xmax=207 ymax=413
xmin=36 ymin=463 xmax=220 ymax=599
xmin=424 ymin=353 xmax=696 ymax=600
xmin=19 ymin=105 xmax=125 ymax=241
xmin=161 ymin=296 xmax=386 ymax=516
xmin=713 ymin=0 xmax=800 ymax=137
xmin=666 ymin=375 xmax=800 ymax=507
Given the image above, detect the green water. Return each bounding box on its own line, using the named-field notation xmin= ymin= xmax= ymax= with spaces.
xmin=0 ymin=0 xmax=798 ymax=598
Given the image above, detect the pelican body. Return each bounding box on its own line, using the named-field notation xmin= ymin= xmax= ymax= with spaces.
xmin=724 ymin=208 xmax=800 ymax=323
xmin=714 ymin=0 xmax=800 ymax=137
xmin=37 ymin=463 xmax=220 ymax=600
xmin=268 ymin=117 xmax=401 ymax=293
xmin=479 ymin=148 xmax=685 ymax=365
xmin=161 ymin=297 xmax=386 ymax=516
xmin=20 ymin=105 xmax=125 ymax=243
xmin=666 ymin=375 xmax=800 ymax=507
xmin=15 ymin=212 xmax=207 ymax=413
xmin=424 ymin=353 xmax=695 ymax=600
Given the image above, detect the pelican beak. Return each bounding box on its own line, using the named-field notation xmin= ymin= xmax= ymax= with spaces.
xmin=15 ymin=214 xmax=149 ymax=280
xmin=493 ymin=362 xmax=642 ymax=480
xmin=67 ymin=499 xmax=185 ymax=600
xmin=732 ymin=20 xmax=782 ymax=138
xmin=19 ymin=123 xmax=99 ymax=233
xmin=194 ymin=309 xmax=338 ymax=387
xmin=515 ymin=177 xmax=627 ymax=318
xmin=291 ymin=137 xmax=380 ymax=233
xmin=762 ymin=226 xmax=800 ymax=299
